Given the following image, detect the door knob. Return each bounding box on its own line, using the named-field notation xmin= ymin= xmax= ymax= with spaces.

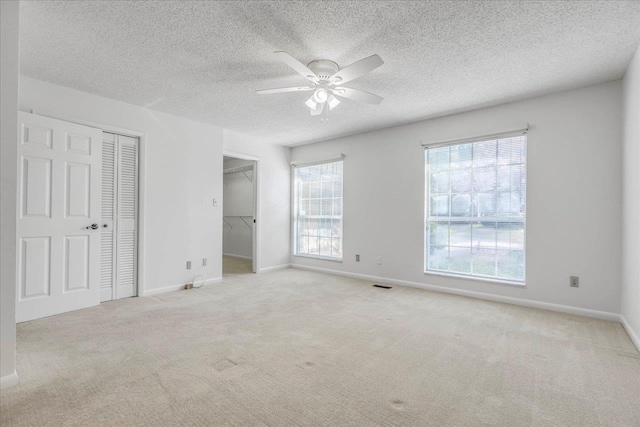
xmin=86 ymin=223 xmax=99 ymax=230
xmin=103 ymin=224 xmax=108 ymax=228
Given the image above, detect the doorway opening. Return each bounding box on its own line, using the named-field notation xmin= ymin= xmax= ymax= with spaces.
xmin=223 ymin=155 xmax=257 ymax=275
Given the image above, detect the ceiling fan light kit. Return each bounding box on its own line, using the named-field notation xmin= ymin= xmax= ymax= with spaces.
xmin=313 ymin=87 xmax=328 ymax=103
xmin=257 ymin=51 xmax=384 ymax=121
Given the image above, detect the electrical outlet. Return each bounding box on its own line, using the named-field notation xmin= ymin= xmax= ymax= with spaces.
xmin=202 ymin=258 xmax=207 ymax=266
xmin=212 ymin=198 xmax=218 ymax=207
xmin=355 ymin=254 xmax=360 ymax=262
xmin=570 ymin=276 xmax=579 ymax=288
xmin=377 ymin=256 xmax=382 ymax=265
xmin=186 ymin=261 xmax=192 ymax=270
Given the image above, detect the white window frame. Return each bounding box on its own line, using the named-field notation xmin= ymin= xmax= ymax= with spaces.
xmin=291 ymin=156 xmax=344 ymax=262
xmin=423 ymin=131 xmax=528 ymax=285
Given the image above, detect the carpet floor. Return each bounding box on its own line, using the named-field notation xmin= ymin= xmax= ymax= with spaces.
xmin=223 ymin=255 xmax=253 ymax=276
xmin=1 ymin=268 xmax=639 ymax=426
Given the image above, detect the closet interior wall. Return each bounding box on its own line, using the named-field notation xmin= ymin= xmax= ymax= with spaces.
xmin=223 ymin=157 xmax=254 ymax=260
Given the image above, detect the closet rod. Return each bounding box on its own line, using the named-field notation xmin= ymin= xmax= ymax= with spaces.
xmin=224 ymin=165 xmax=253 ymax=175
xmin=224 ymin=165 xmax=253 ymax=182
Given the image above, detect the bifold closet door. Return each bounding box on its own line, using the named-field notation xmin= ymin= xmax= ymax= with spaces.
xmin=116 ymin=136 xmax=138 ymax=299
xmin=101 ymin=134 xmax=116 ymax=301
xmin=100 ymin=133 xmax=138 ymax=302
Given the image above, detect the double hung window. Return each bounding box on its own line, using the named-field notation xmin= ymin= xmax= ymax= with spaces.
xmin=425 ymin=135 xmax=527 ymax=283
xmin=293 ymin=160 xmax=343 ymax=260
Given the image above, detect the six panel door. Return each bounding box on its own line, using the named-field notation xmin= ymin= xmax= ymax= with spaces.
xmin=16 ymin=112 xmax=103 ymax=322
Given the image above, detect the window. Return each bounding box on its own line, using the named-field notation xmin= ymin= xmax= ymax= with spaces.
xmin=425 ymin=135 xmax=526 ymax=283
xmin=293 ymin=160 xmax=343 ymax=260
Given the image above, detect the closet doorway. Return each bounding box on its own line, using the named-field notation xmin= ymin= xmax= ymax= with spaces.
xmin=14 ymin=112 xmax=141 ymax=322
xmin=222 ymin=154 xmax=258 ymax=275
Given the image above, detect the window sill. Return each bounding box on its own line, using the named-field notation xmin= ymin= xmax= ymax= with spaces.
xmin=424 ymin=270 xmax=525 ymax=287
xmin=293 ymin=254 xmax=343 ymax=263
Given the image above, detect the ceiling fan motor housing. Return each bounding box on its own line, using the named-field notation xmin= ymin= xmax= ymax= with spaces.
xmin=307 ymin=60 xmax=340 ymax=82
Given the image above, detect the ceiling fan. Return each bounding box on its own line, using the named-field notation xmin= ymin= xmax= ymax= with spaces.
xmin=256 ymin=52 xmax=384 ymax=119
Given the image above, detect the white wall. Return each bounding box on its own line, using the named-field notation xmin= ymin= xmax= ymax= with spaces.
xmin=622 ymin=44 xmax=640 ymax=349
xmin=291 ymin=81 xmax=623 ymax=317
xmin=223 ymin=131 xmax=291 ymax=271
xmin=0 ymin=0 xmax=20 ymax=389
xmin=223 ymin=158 xmax=254 ymax=259
xmin=19 ymin=77 xmax=224 ymax=295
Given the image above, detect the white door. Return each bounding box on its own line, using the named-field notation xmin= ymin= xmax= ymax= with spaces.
xmin=16 ymin=112 xmax=103 ymax=322
xmin=100 ymin=134 xmax=116 ymax=301
xmin=100 ymin=132 xmax=138 ymax=302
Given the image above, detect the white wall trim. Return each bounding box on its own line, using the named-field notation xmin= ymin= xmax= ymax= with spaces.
xmin=205 ymin=277 xmax=223 ymax=285
xmin=223 ymin=253 xmax=252 ymax=260
xmin=141 ymin=283 xmax=184 ymax=297
xmin=258 ymin=263 xmax=291 ymax=273
xmin=0 ymin=372 xmax=18 ymax=390
xmin=290 ymin=264 xmax=621 ymax=322
xmin=620 ymin=315 xmax=640 ymax=352
xmin=142 ymin=277 xmax=222 ymax=297
xmin=223 ymin=150 xmax=261 ymax=162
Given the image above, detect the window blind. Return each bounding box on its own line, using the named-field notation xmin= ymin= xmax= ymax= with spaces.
xmin=425 ymin=135 xmax=527 ymax=283
xmin=293 ymin=160 xmax=343 ymax=260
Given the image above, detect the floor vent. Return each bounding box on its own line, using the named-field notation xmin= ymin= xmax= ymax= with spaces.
xmin=373 ymin=284 xmax=392 ymax=289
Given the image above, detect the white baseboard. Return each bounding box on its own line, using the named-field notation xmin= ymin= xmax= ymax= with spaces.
xmin=205 ymin=277 xmax=223 ymax=285
xmin=290 ymin=264 xmax=620 ymax=322
xmin=0 ymin=372 xmax=18 ymax=390
xmin=223 ymin=253 xmax=252 ymax=260
xmin=142 ymin=283 xmax=185 ymax=297
xmin=258 ymin=263 xmax=291 ymax=273
xmin=142 ymin=277 xmax=223 ymax=297
xmin=620 ymin=315 xmax=640 ymax=352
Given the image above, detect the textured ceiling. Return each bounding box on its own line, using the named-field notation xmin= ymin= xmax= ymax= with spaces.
xmin=20 ymin=1 xmax=640 ymax=146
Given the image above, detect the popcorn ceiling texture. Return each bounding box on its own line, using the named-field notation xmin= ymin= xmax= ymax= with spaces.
xmin=19 ymin=1 xmax=640 ymax=146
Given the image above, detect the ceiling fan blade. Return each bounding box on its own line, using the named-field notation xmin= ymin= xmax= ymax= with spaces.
xmin=330 ymin=54 xmax=383 ymax=85
xmin=274 ymin=51 xmax=318 ymax=83
xmin=327 ymin=94 xmax=340 ymax=110
xmin=333 ymin=87 xmax=383 ymax=105
xmin=310 ymin=102 xmax=325 ymax=116
xmin=256 ymin=86 xmax=315 ymax=95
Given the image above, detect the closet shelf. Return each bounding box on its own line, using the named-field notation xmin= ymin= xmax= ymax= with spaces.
xmin=223 ymin=215 xmax=253 ymax=229
xmin=223 ymin=165 xmax=253 ymax=183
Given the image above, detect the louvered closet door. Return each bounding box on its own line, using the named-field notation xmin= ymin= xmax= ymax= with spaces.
xmin=116 ymin=135 xmax=138 ymax=299
xmin=100 ymin=134 xmax=116 ymax=301
xmin=100 ymin=132 xmax=138 ymax=302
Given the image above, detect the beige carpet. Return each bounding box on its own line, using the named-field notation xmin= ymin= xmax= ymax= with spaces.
xmin=223 ymin=255 xmax=253 ymax=275
xmin=1 ymin=268 xmax=639 ymax=426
